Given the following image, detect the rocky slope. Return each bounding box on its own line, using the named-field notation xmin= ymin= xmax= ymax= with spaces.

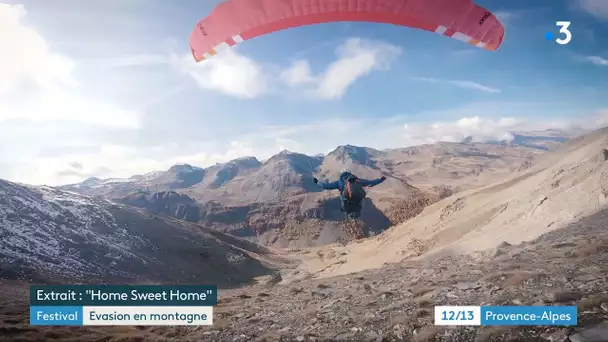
xmin=196 ymin=208 xmax=608 ymax=342
xmin=0 ymin=179 xmax=280 ymax=287
xmin=1 ymin=206 xmax=606 ymax=341
xmin=297 ymin=127 xmax=608 ymax=278
xmin=113 ymin=183 xmax=441 ymax=249
xmin=378 ymin=142 xmax=547 ymax=193
xmin=117 ymin=190 xmax=202 ymax=222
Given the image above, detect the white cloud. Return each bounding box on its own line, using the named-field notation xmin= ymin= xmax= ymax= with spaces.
xmin=174 ymin=47 xmax=268 ymax=99
xmin=579 ymin=0 xmax=608 ymax=19
xmin=583 ymin=56 xmax=608 ymax=66
xmin=451 ymin=81 xmax=501 ymax=94
xmin=494 ymin=11 xmax=516 ymax=24
xmin=412 ymin=77 xmax=501 ymax=93
xmin=398 ymin=110 xmax=608 ymax=145
xmin=281 ymin=38 xmax=402 ymax=100
xmin=0 ymin=3 xmax=146 ymax=184
xmin=0 ymin=88 xmax=140 ymax=128
xmin=280 ymin=60 xmax=316 ymax=87
xmin=226 ymin=108 xmax=608 ymax=156
xmin=208 ymin=141 xmax=255 ymax=163
xmin=402 ymin=117 xmax=521 ymax=144
xmin=6 ymin=140 xmax=265 ymax=185
xmin=102 ymin=54 xmax=169 ymax=68
xmin=179 ymin=37 xmax=401 ymax=100
xmin=0 ymin=4 xmax=77 ymax=92
xmin=315 ymin=38 xmax=401 ymax=99
xmin=576 ymin=109 xmax=608 ymax=130
xmin=0 ymin=3 xmax=141 ymax=128
xmin=414 ymin=77 xmax=501 ymax=93
xmin=20 ymin=153 xmax=168 ymax=185
xmin=6 ymin=106 xmax=608 ymax=186
xmin=449 ymin=49 xmax=477 ymax=58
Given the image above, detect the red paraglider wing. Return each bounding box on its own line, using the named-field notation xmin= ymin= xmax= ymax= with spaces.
xmin=190 ymin=0 xmax=505 ymax=62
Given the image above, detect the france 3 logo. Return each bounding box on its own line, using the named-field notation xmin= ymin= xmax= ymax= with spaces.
xmin=546 ymin=21 xmax=572 ymax=45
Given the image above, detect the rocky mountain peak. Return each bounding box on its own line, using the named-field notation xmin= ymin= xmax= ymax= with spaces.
xmin=328 ymin=145 xmax=381 ymax=167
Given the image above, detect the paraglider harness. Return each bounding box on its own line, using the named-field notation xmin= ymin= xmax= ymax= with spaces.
xmin=341 ymin=174 xmax=366 ymax=212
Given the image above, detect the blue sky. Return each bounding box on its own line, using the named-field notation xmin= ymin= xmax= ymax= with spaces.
xmin=0 ymin=0 xmax=607 ymax=185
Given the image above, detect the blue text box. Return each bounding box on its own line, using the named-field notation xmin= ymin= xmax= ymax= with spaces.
xmin=481 ymin=306 xmax=577 ymax=326
xmin=30 ymin=285 xmax=218 ymax=306
xmin=30 ymin=306 xmax=83 ymax=326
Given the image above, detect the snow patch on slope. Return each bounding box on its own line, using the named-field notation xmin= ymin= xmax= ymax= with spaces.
xmin=0 ymin=179 xmax=148 ymax=280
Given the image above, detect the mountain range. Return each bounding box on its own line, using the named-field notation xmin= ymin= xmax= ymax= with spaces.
xmin=3 ymin=128 xmax=608 ymax=341
xmin=57 ymin=132 xmax=560 ymax=248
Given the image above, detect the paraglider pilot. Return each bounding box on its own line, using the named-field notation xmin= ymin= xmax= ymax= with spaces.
xmin=313 ymin=169 xmax=386 ymax=219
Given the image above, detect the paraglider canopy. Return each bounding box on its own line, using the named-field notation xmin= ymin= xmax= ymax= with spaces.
xmin=189 ymin=0 xmax=505 ymax=62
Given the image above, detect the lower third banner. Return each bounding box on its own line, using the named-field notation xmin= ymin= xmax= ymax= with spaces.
xmin=435 ymin=305 xmax=577 ymax=326
xmin=30 ymin=306 xmax=213 ymax=326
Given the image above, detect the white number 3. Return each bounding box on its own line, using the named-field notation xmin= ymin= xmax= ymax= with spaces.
xmin=556 ymin=21 xmax=572 ymax=45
